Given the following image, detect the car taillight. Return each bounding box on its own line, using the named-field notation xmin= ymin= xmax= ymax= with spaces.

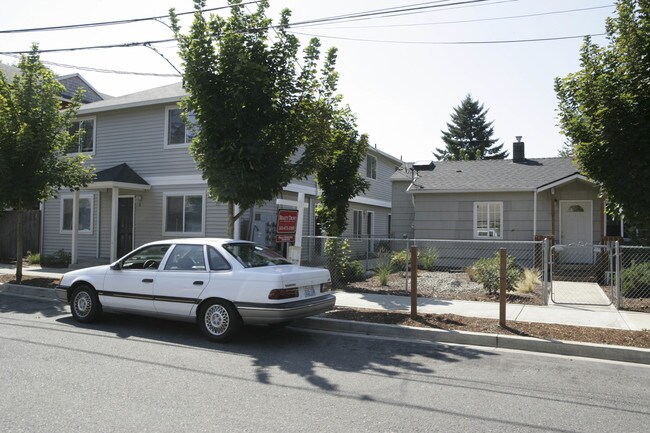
xmin=268 ymin=288 xmax=299 ymax=300
xmin=320 ymin=282 xmax=332 ymax=293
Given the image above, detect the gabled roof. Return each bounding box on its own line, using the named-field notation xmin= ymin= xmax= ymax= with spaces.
xmin=0 ymin=62 xmax=21 ymax=81
xmin=57 ymin=73 xmax=107 ymax=103
xmin=390 ymin=157 xmax=594 ymax=192
xmin=77 ymin=82 xmax=184 ymax=114
xmin=89 ymin=163 xmax=150 ymax=191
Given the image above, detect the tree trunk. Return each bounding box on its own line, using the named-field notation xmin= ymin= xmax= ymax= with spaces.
xmin=16 ymin=207 xmax=23 ymax=284
xmin=227 ymin=201 xmax=234 ymax=239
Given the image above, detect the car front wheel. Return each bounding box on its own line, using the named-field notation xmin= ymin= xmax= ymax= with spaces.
xmin=70 ymin=284 xmax=102 ymax=323
xmin=199 ymin=300 xmax=242 ymax=342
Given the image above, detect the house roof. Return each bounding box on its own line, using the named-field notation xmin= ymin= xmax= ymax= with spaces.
xmin=390 ymin=157 xmax=593 ymax=192
xmin=88 ymin=163 xmax=150 ymax=191
xmin=0 ymin=62 xmax=21 ymax=81
xmin=57 ymin=73 xmax=107 ymax=103
xmin=77 ymin=82 xmax=184 ymax=114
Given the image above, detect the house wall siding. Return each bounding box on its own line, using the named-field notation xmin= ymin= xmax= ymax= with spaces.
xmin=42 ymin=192 xmax=99 ymax=258
xmin=390 ymin=180 xmax=415 ymax=239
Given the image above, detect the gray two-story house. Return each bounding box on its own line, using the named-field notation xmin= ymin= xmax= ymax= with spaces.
xmin=41 ymin=82 xmax=402 ymax=265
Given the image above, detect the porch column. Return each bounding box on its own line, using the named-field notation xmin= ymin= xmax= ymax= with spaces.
xmin=110 ymin=187 xmax=119 ymax=262
xmin=533 ymin=190 xmax=538 ymax=237
xmin=295 ymin=192 xmax=305 ymax=248
xmin=234 ymin=204 xmax=241 ymax=240
xmin=71 ymin=189 xmax=79 ymax=265
xmin=551 ymin=188 xmax=556 ymax=239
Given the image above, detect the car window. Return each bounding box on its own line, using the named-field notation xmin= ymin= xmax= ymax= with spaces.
xmin=164 ymin=244 xmax=206 ymax=271
xmin=223 ymin=243 xmax=291 ymax=268
xmin=208 ymin=247 xmax=231 ymax=271
xmin=122 ymin=245 xmax=170 ymax=270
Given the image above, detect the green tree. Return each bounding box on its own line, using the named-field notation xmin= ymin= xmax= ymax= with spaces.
xmin=434 ymin=94 xmax=508 ymax=161
xmin=555 ymin=0 xmax=650 ymax=233
xmin=314 ymin=50 xmax=370 ymax=237
xmin=0 ymin=46 xmax=94 ymax=282
xmin=170 ymin=0 xmax=332 ymax=237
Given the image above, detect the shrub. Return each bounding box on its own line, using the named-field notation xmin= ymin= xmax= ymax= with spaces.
xmin=515 ymin=268 xmax=542 ymax=293
xmin=325 ymin=239 xmax=364 ymax=287
xmin=621 ymin=262 xmax=650 ymax=298
xmin=466 ymin=265 xmax=479 ymax=282
xmin=375 ymin=262 xmax=392 ymax=286
xmin=418 ymin=247 xmax=439 ymax=271
xmin=42 ymin=249 xmax=71 ymax=268
xmin=374 ymin=240 xmax=392 ymax=255
xmin=389 ymin=250 xmax=410 ymax=272
xmin=472 ymin=253 xmax=521 ymax=294
xmin=26 ymin=251 xmax=40 ymax=265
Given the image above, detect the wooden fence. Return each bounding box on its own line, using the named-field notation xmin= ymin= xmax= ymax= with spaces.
xmin=0 ymin=210 xmax=41 ymax=260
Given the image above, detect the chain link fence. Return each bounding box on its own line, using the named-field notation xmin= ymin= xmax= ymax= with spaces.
xmin=619 ymin=246 xmax=650 ymax=312
xmin=302 ymin=236 xmax=546 ymax=305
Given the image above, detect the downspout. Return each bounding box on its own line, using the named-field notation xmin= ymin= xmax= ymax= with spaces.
xmin=533 ymin=189 xmax=537 ymax=238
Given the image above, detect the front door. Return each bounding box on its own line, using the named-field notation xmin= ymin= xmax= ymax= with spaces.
xmin=560 ymin=200 xmax=593 ymax=263
xmin=117 ymin=197 xmax=134 ymax=258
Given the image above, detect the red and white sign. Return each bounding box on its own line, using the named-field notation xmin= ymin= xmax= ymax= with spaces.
xmin=276 ymin=209 xmax=299 ymax=243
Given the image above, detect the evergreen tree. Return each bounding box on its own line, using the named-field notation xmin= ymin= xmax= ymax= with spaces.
xmin=434 ymin=94 xmax=508 ymax=161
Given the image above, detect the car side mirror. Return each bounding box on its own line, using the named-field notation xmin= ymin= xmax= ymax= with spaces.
xmin=110 ymin=262 xmax=122 ymax=271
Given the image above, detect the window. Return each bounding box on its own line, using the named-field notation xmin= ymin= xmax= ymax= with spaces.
xmin=208 ymin=247 xmax=231 ymax=271
xmin=474 ymin=202 xmax=502 ymax=239
xmin=165 ymin=107 xmax=197 ymax=148
xmin=122 ymin=244 xmax=171 ymax=270
xmin=223 ymin=243 xmax=290 ymax=268
xmin=164 ymin=244 xmax=206 ymax=271
xmin=60 ymin=194 xmax=94 ymax=233
xmin=366 ymin=155 xmax=377 ymax=179
xmin=353 ymin=210 xmax=363 ymax=238
xmin=163 ymin=193 xmax=204 ymax=235
xmin=67 ymin=118 xmax=95 ymax=153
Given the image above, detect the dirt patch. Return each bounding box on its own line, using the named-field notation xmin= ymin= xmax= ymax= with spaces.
xmin=325 ymin=307 xmax=650 ymax=349
xmin=0 ymin=275 xmax=58 ymax=288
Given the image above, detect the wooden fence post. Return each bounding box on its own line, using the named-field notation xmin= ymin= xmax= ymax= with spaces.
xmin=410 ymin=245 xmax=418 ymax=319
xmin=499 ymin=248 xmax=506 ymax=327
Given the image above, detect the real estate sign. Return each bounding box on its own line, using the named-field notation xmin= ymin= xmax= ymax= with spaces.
xmin=276 ymin=209 xmax=298 ymax=243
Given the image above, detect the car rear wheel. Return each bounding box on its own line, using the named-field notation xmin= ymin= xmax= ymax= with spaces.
xmin=199 ymin=300 xmax=242 ymax=342
xmin=70 ymin=284 xmax=102 ymax=323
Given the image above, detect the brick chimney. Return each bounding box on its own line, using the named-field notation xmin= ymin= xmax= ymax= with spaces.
xmin=513 ymin=136 xmax=525 ymax=163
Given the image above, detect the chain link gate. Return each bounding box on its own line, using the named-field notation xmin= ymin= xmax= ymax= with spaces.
xmin=550 ymin=244 xmax=615 ymax=306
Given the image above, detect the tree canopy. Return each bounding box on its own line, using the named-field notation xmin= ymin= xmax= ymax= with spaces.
xmin=0 ymin=46 xmax=94 ymax=281
xmin=555 ymin=0 xmax=650 ymax=232
xmin=434 ymin=94 xmax=508 ymax=161
xmin=170 ymin=0 xmax=336 ymax=237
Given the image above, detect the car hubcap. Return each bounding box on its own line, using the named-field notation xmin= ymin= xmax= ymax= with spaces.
xmin=74 ymin=292 xmax=92 ymax=317
xmin=205 ymin=304 xmax=229 ymax=336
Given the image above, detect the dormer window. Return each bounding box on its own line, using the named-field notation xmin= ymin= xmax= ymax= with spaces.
xmin=165 ymin=107 xmax=197 ymax=148
xmin=67 ymin=117 xmax=95 ymax=153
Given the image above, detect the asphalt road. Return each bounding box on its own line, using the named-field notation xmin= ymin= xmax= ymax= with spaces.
xmin=1 ymin=293 xmax=649 ymax=433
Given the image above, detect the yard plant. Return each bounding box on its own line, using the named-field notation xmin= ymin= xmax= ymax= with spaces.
xmin=471 ymin=252 xmax=521 ymax=294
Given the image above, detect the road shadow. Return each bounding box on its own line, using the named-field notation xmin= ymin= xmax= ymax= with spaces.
xmin=0 ymin=292 xmax=67 ymax=317
xmin=53 ymin=312 xmax=494 ymax=392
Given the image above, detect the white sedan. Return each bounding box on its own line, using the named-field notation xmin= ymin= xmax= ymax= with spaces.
xmin=55 ymin=238 xmax=334 ymax=342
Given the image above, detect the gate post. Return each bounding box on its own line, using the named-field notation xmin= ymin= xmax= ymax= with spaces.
xmin=542 ymin=238 xmax=549 ymax=305
xmin=615 ymin=241 xmax=621 ymax=309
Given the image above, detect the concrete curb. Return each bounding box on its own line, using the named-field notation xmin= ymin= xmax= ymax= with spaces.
xmin=2 ymin=283 xmax=648 ymax=365
xmin=0 ymin=283 xmax=60 ymax=300
xmin=293 ymin=317 xmax=650 ymax=365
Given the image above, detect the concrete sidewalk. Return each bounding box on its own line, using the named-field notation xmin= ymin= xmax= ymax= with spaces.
xmin=334 ymin=291 xmax=650 ymax=331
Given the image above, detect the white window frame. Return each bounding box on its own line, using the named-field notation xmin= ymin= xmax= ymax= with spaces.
xmin=68 ymin=116 xmax=96 ymax=155
xmin=164 ymin=106 xmax=196 ymax=149
xmin=59 ymin=193 xmax=94 ymax=234
xmin=162 ymin=191 xmax=206 ymax=236
xmin=353 ymin=209 xmax=363 ymax=238
xmin=473 ymin=201 xmax=503 ymax=239
xmin=366 ymin=155 xmax=377 ymax=180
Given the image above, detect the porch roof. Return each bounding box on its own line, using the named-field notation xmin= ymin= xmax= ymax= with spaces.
xmin=88 ymin=163 xmax=151 ymax=191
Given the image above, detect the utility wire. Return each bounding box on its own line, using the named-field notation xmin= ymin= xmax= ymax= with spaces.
xmin=0 ymin=1 xmax=260 ymax=34
xmin=0 ymin=39 xmax=175 ymax=55
xmin=286 ymin=31 xmax=607 ymax=45
xmin=0 ymin=54 xmax=181 ymax=77
xmin=298 ymin=4 xmax=615 ymax=30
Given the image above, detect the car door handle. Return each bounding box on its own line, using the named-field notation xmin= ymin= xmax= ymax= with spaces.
xmin=193 ymin=281 xmax=204 ymax=286
xmin=142 ymin=278 xmax=154 ymax=283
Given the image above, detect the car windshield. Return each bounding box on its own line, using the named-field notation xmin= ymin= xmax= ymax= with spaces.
xmin=223 ymin=243 xmax=291 ymax=268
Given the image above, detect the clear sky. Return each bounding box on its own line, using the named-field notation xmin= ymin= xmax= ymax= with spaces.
xmin=0 ymin=0 xmax=614 ymax=162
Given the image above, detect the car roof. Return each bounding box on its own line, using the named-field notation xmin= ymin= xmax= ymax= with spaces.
xmin=141 ymin=238 xmax=254 ymax=248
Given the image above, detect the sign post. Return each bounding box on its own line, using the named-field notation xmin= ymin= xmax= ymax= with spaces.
xmin=276 ymin=192 xmax=308 ymax=265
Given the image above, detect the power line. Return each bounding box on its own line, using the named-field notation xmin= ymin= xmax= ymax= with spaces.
xmin=296 ymin=4 xmax=615 ymax=30
xmin=0 ymin=54 xmax=181 ymax=77
xmin=0 ymin=1 xmax=260 ymax=34
xmin=0 ymin=39 xmax=175 ymax=55
xmin=286 ymin=31 xmax=607 ymax=45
